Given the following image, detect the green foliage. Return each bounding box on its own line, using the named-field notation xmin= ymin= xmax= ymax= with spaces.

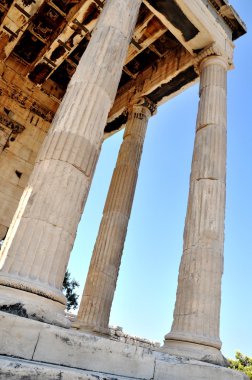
xmin=228 ymin=352 xmax=252 ymax=379
xmin=63 ymin=270 xmax=79 ymax=311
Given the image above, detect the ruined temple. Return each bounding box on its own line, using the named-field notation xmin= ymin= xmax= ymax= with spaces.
xmin=0 ymin=0 xmax=247 ymax=379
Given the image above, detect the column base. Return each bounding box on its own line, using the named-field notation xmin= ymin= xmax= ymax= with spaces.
xmin=163 ymin=338 xmax=227 ymax=366
xmin=0 ymin=271 xmax=66 ymax=303
xmin=0 ymin=285 xmax=70 ymax=328
xmin=73 ymin=320 xmax=110 ymax=336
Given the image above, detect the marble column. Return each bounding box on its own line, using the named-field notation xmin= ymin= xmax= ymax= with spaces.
xmin=0 ymin=0 xmax=142 ymax=327
xmin=164 ymin=55 xmax=228 ymax=365
xmin=77 ymin=100 xmax=154 ymax=334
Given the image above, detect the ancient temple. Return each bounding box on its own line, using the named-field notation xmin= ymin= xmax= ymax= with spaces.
xmin=0 ymin=0 xmax=247 ymax=379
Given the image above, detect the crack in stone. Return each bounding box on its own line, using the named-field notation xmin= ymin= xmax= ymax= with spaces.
xmin=196 ymin=122 xmax=219 ymax=131
xmin=196 ymin=177 xmax=218 ymax=181
xmin=152 ymin=357 xmax=157 ymax=380
xmin=32 ymin=331 xmax=41 ymax=360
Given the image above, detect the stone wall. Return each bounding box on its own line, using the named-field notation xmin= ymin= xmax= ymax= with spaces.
xmin=0 ymin=62 xmax=58 ymax=239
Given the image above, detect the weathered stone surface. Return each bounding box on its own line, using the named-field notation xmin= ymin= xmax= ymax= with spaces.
xmin=0 ymin=355 xmax=249 ymax=380
xmin=0 ymin=71 xmax=55 ymax=235
xmin=154 ymin=356 xmax=249 ymax=380
xmin=0 ymin=0 xmax=244 ymax=232
xmin=0 ymin=286 xmax=69 ymax=328
xmin=0 ymin=2 xmax=247 ymax=380
xmin=0 ymin=314 xmax=249 ymax=380
xmin=0 ymin=356 xmax=141 ymax=380
xmin=0 ymin=312 xmax=155 ymax=379
xmin=0 ymin=0 xmax=142 ymax=326
xmin=77 ymin=101 xmax=152 ymax=334
xmin=164 ymin=55 xmax=228 ymax=364
xmin=34 ymin=329 xmax=154 ymax=379
xmin=110 ymin=325 xmax=160 ymax=349
xmin=0 ymin=311 xmax=41 ymax=360
xmin=0 ymin=111 xmax=48 ymax=239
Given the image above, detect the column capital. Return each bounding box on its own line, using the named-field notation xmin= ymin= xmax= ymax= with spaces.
xmin=194 ymin=43 xmax=231 ymax=73
xmin=199 ymin=55 xmax=228 ymax=72
xmin=131 ymin=97 xmax=157 ymax=117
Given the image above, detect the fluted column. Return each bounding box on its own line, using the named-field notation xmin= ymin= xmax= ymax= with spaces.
xmin=77 ymin=100 xmax=154 ymax=334
xmin=0 ymin=0 xmax=142 ymax=327
xmin=164 ymin=55 xmax=228 ymax=365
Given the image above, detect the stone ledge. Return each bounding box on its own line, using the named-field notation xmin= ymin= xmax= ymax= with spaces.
xmin=0 ymin=356 xmax=139 ymax=380
xmin=0 ymin=312 xmax=249 ymax=380
xmin=154 ymin=357 xmax=249 ymax=380
xmin=0 ymin=311 xmax=155 ymax=379
xmin=0 ymin=355 xmax=249 ymax=380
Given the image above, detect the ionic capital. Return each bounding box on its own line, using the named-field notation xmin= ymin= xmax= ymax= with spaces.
xmin=194 ymin=43 xmax=231 ymax=73
xmin=131 ymin=97 xmax=157 ymax=118
xmin=0 ymin=112 xmax=25 ymax=134
xmin=200 ymin=55 xmax=229 ymax=73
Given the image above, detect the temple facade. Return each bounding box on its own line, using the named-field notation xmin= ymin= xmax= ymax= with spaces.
xmin=0 ymin=0 xmax=247 ymax=379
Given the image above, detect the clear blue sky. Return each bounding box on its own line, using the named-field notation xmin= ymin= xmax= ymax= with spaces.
xmin=68 ymin=1 xmax=252 ymax=359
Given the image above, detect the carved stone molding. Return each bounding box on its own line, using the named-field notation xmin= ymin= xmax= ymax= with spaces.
xmin=0 ymin=113 xmax=25 ymax=134
xmin=0 ymin=85 xmax=55 ymax=122
xmin=136 ymin=96 xmax=157 ymax=115
xmin=30 ymin=102 xmax=54 ymax=122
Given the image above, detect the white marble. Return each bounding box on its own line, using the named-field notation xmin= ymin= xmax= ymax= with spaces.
xmin=164 ymin=56 xmax=228 ymax=365
xmin=77 ymin=101 xmax=152 ymax=334
xmin=0 ymin=0 xmax=142 ymax=326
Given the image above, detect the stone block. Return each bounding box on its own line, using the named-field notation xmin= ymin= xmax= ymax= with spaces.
xmin=154 ymin=356 xmax=249 ymax=380
xmin=0 ymin=313 xmax=249 ymax=380
xmin=0 ymin=312 xmax=155 ymax=379
xmin=0 ymin=356 xmax=139 ymax=380
xmin=0 ymin=313 xmax=41 ymax=360
xmin=34 ymin=324 xmax=155 ymax=379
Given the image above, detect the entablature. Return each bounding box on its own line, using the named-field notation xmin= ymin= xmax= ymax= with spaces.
xmin=0 ymin=0 xmax=246 ymax=138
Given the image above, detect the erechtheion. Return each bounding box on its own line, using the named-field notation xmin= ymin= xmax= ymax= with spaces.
xmin=0 ymin=0 xmax=247 ymax=378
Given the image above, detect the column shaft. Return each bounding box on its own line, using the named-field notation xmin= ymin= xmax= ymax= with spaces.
xmin=164 ymin=56 xmax=228 ymax=365
xmin=0 ymin=0 xmax=142 ymax=327
xmin=77 ymin=102 xmax=152 ymax=334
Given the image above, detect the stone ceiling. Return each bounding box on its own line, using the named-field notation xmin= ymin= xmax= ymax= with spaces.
xmin=0 ymin=0 xmax=246 ymax=135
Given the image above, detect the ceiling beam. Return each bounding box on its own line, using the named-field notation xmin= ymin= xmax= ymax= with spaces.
xmin=108 ymin=46 xmax=195 ymax=124
xmin=0 ymin=0 xmax=44 ymax=61
xmin=143 ymin=0 xmax=233 ymax=59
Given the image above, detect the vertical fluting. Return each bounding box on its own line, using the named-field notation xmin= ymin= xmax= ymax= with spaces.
xmin=77 ymin=103 xmax=151 ymax=334
xmin=0 ymin=0 xmax=142 ymax=319
xmin=165 ymin=56 xmax=228 ymax=350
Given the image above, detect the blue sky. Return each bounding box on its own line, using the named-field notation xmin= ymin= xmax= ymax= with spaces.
xmin=68 ymin=1 xmax=251 ymax=359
